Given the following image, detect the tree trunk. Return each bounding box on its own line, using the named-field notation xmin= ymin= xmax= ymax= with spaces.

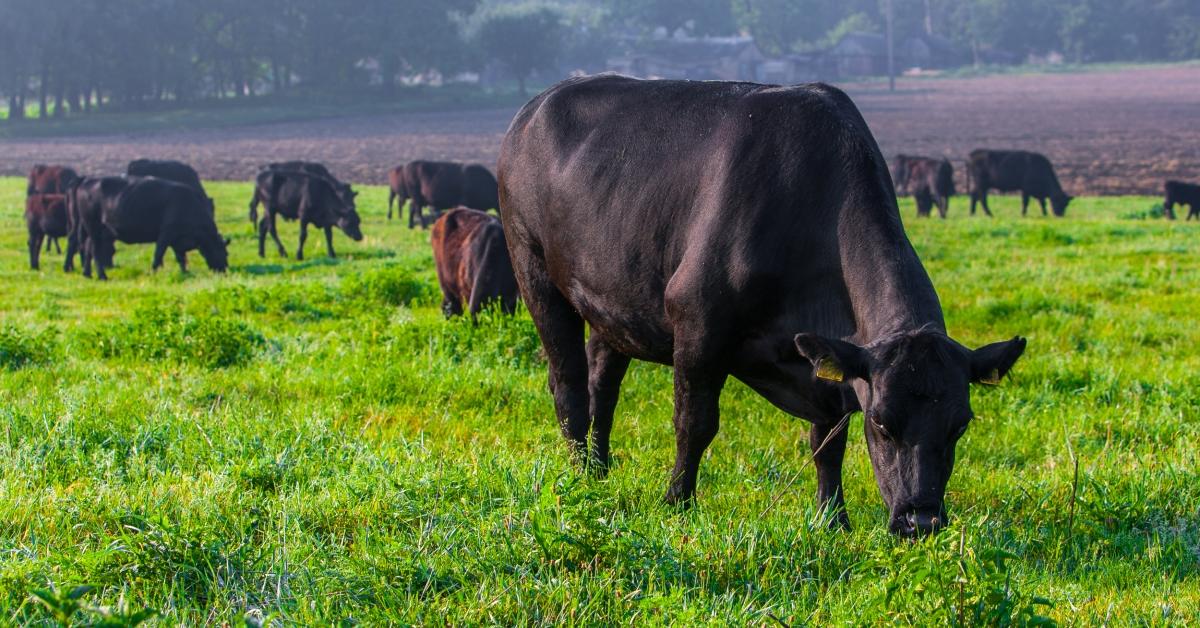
xmin=38 ymin=67 xmax=49 ymax=119
xmin=924 ymin=0 xmax=933 ymax=36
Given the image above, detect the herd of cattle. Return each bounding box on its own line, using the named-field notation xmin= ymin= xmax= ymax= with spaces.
xmin=13 ymin=75 xmax=1200 ymax=537
xmin=895 ymin=148 xmax=1200 ymax=220
xmin=22 ymin=159 xmax=511 ymax=315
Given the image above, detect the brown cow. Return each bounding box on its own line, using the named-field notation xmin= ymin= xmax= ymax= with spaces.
xmin=431 ymin=208 xmax=518 ymax=318
xmin=25 ymin=194 xmax=69 ymax=270
xmin=27 ymin=165 xmax=80 ymax=195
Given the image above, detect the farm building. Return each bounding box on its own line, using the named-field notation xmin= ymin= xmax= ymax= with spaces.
xmin=606 ymin=35 xmax=769 ymax=81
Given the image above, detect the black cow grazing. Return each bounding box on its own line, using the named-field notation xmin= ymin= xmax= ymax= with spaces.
xmin=1164 ymin=180 xmax=1200 ymax=220
xmin=394 ymin=161 xmax=500 ymax=229
xmin=25 ymin=194 xmax=69 ymax=270
xmin=78 ymin=177 xmax=229 ymax=280
xmin=27 ymin=164 xmax=79 ymax=195
xmin=893 ymin=155 xmax=955 ymax=218
xmin=252 ymin=170 xmax=363 ymax=260
xmin=431 ymin=208 xmax=519 ymax=318
xmin=126 ymin=159 xmax=215 ymax=216
xmin=500 ymin=75 xmax=1027 ymax=537
xmin=251 ymin=161 xmax=356 ymax=225
xmin=126 ymin=159 xmax=205 ymax=193
xmin=968 ymin=149 xmax=1073 ymax=217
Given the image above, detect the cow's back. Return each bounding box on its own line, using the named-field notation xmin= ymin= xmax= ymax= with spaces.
xmin=501 ymin=75 xmax=923 ymax=361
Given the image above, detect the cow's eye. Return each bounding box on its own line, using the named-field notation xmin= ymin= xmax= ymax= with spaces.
xmin=868 ymin=412 xmax=892 ymax=440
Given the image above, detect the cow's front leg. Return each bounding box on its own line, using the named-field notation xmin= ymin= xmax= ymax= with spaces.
xmin=811 ymin=417 xmax=852 ymax=529
xmin=173 ymin=247 xmax=188 ymax=272
xmin=268 ymin=215 xmax=288 ymax=258
xmin=152 ymin=240 xmax=169 ymax=271
xmin=324 ymin=226 xmax=336 ymax=258
xmin=296 ymin=221 xmax=308 ymax=261
xmin=665 ymin=365 xmax=727 ymax=506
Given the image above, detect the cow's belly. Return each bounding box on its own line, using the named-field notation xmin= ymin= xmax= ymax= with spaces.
xmin=563 ymin=276 xmax=675 ymax=364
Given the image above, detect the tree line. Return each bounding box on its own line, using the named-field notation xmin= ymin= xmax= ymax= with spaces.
xmin=2 ymin=0 xmax=1198 ymax=121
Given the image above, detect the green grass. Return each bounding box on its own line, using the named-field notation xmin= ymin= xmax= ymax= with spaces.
xmin=1 ymin=178 xmax=1198 ymax=624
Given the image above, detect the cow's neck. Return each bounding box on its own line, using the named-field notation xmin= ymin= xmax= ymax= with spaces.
xmin=837 ymin=213 xmax=945 ymax=345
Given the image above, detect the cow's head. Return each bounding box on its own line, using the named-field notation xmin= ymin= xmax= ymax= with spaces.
xmin=795 ymin=329 xmax=1026 ymax=537
xmin=337 ymin=184 xmax=358 ymax=211
xmin=337 ymin=207 xmax=364 ymax=242
xmin=200 ymin=234 xmax=230 ymax=273
xmin=1050 ymin=193 xmax=1073 ymax=217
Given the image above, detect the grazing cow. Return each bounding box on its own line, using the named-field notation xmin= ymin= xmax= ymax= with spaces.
xmin=1164 ymin=180 xmax=1200 ymax=220
xmin=893 ymin=155 xmax=955 ymax=218
xmin=968 ymin=149 xmax=1072 ymax=217
xmin=252 ymin=170 xmax=363 ymax=260
xmin=251 ymin=161 xmax=356 ymax=224
xmin=500 ymin=75 xmax=1027 ymax=537
xmin=431 ymin=208 xmax=519 ymax=318
xmin=126 ymin=159 xmax=205 ymax=193
xmin=78 ymin=177 xmax=229 ymax=280
xmin=127 ymin=159 xmax=215 ymax=216
xmin=395 ymin=161 xmax=500 ymax=229
xmin=25 ymin=194 xmax=69 ymax=270
xmin=27 ymin=165 xmax=79 ymax=195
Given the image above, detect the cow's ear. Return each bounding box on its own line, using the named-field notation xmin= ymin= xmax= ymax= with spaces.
xmin=794 ymin=333 xmax=871 ymax=383
xmin=970 ymin=337 xmax=1027 ymax=385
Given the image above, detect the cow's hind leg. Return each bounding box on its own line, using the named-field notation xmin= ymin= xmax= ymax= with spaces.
xmin=586 ymin=334 xmax=631 ymax=473
xmin=811 ymin=418 xmax=852 ymax=529
xmin=296 ymin=222 xmax=309 ymax=261
xmin=173 ymin=247 xmax=188 ymax=273
xmin=517 ymin=252 xmax=591 ymax=464
xmin=1038 ymin=197 xmax=1048 ymax=216
xmin=1189 ymin=205 xmax=1198 ymax=220
xmin=978 ymin=190 xmax=993 ymax=217
xmin=1021 ymin=192 xmax=1031 ymax=216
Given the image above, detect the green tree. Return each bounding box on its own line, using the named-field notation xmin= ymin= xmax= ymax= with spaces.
xmin=476 ymin=5 xmax=565 ymax=96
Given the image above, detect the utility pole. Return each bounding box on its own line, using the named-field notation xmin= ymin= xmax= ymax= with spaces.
xmin=886 ymin=0 xmax=896 ymax=91
xmin=924 ymin=0 xmax=934 ymax=36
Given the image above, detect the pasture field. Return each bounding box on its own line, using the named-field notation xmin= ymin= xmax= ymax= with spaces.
xmin=1 ymin=178 xmax=1198 ymax=624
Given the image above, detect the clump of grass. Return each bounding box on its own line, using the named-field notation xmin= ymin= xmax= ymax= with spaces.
xmin=1121 ymin=203 xmax=1167 ymax=220
xmin=80 ymin=299 xmax=264 ymax=368
xmin=0 ymin=325 xmax=56 ymax=370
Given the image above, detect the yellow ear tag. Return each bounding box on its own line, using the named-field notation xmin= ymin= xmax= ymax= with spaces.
xmin=815 ymin=359 xmax=845 ymax=383
xmin=980 ymin=369 xmax=1002 ymax=386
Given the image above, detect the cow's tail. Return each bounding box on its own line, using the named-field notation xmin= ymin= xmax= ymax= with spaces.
xmin=249 ymin=192 xmax=259 ymax=226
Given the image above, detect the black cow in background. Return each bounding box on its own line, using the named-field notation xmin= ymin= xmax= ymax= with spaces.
xmin=252 ymin=170 xmax=363 ymax=260
xmin=893 ymin=155 xmax=955 ymax=218
xmin=968 ymin=149 xmax=1073 ymax=217
xmin=390 ymin=161 xmax=499 ymax=229
xmin=127 ymin=159 xmax=215 ymax=216
xmin=78 ymin=177 xmax=229 ymax=280
xmin=500 ymin=75 xmax=1027 ymax=537
xmin=1164 ymin=180 xmax=1200 ymax=220
xmin=127 ymin=159 xmax=205 ymax=193
xmin=251 ymin=161 xmax=356 ymax=224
